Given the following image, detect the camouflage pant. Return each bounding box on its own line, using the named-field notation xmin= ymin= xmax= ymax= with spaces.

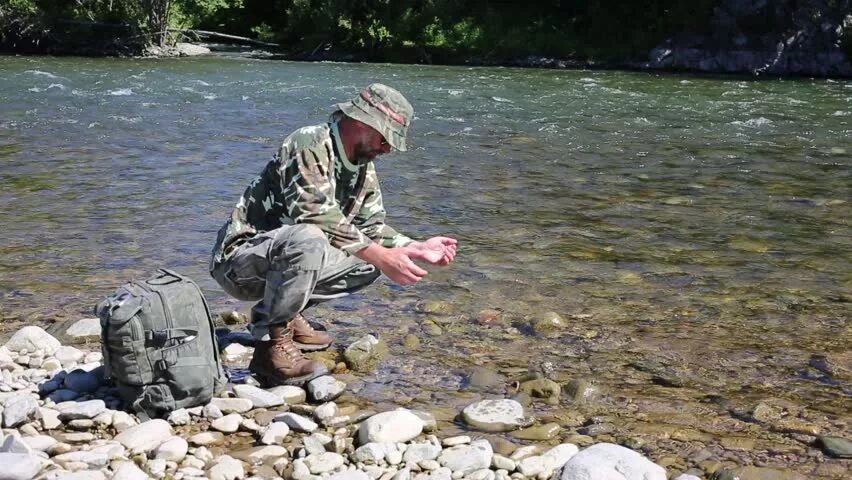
xmin=210 ymin=224 xmax=380 ymax=340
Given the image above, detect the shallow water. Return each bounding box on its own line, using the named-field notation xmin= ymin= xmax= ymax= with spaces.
xmin=1 ymin=55 xmax=850 ymax=476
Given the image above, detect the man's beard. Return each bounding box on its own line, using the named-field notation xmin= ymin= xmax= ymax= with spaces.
xmin=353 ymin=144 xmax=381 ymax=163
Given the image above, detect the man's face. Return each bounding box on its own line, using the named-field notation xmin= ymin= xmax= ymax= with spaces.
xmin=353 ymin=125 xmax=392 ymax=162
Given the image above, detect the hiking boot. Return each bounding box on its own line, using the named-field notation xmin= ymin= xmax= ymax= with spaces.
xmin=289 ymin=314 xmax=333 ymax=351
xmin=249 ymin=325 xmax=328 ymax=386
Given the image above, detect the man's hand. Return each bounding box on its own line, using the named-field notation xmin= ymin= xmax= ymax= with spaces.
xmin=356 ymin=243 xmax=428 ymax=286
xmin=405 ymin=236 xmax=458 ymax=266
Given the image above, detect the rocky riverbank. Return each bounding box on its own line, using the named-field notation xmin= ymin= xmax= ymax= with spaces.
xmin=0 ymin=318 xmax=849 ymax=480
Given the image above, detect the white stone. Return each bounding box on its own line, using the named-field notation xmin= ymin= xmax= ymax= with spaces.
xmin=517 ymin=456 xmax=547 ymax=477
xmin=292 ymin=459 xmax=313 ymax=480
xmin=353 ymin=442 xmax=387 ymax=464
xmin=56 ymin=399 xmax=106 ymax=420
xmin=304 ymin=452 xmax=345 ymax=474
xmin=1 ymin=434 xmax=32 ymax=455
xmin=403 ymin=443 xmax=441 ymax=463
xmin=111 ymin=411 xmax=136 ymax=432
xmin=466 ymin=469 xmax=495 ymax=480
xmin=359 ymin=409 xmax=423 ymax=444
xmin=54 ymin=346 xmax=85 ymax=368
xmin=168 ymin=408 xmax=191 ymax=426
xmin=41 ymin=358 xmax=62 ymax=372
xmin=4 ymin=327 xmax=61 ymax=356
xmin=304 ymin=434 xmax=328 ymax=455
xmin=391 ymin=467 xmax=411 ymax=480
xmin=89 ymin=442 xmax=125 ymax=459
xmin=461 ymin=400 xmax=525 ymax=432
xmin=491 ymin=454 xmax=515 ymax=472
xmin=65 ymin=318 xmax=102 ymax=339
xmin=203 ymin=403 xmax=224 ymax=419
xmin=509 ymin=446 xmax=540 ymax=461
xmin=386 ymin=446 xmax=403 ymax=466
xmin=208 ymin=455 xmax=245 ymax=480
xmin=314 ymin=402 xmax=339 ymax=423
xmin=2 ymin=394 xmax=38 ymax=427
xmin=557 ymin=443 xmax=666 ymax=480
xmin=232 ymin=384 xmax=284 ymax=408
xmin=53 ymin=451 xmax=110 ymax=468
xmin=92 ymin=411 xmax=113 ymax=427
xmin=307 ymin=376 xmax=346 ymax=403
xmin=0 ymin=452 xmax=43 ymax=480
xmin=22 ymin=435 xmax=57 ymax=452
xmin=673 ymin=476 xmax=701 ymax=480
xmin=275 ymin=412 xmax=318 ymax=433
xmin=194 ymin=446 xmax=215 ymax=464
xmin=212 ymin=413 xmax=243 ymax=433
xmin=209 ymin=398 xmax=253 ymax=414
xmin=155 ymin=436 xmax=189 ymax=462
xmin=236 ymin=445 xmax=288 ymax=463
xmin=189 ymin=432 xmax=225 ymax=447
xmin=223 ymin=343 xmax=248 ymax=357
xmin=329 ymin=471 xmax=370 ymax=480
xmin=113 ymin=419 xmax=173 ymax=454
xmin=266 ymin=385 xmax=307 ymax=404
xmin=261 ymin=422 xmax=291 ymax=445
xmin=148 ymin=458 xmax=168 ymax=478
xmin=83 ymin=351 xmax=102 ymax=363
xmin=540 ymin=444 xmax=578 ymax=474
xmin=441 ymin=436 xmax=470 ymax=447
xmin=437 ymin=439 xmax=492 ymax=476
xmin=112 ymin=461 xmax=149 ymax=480
xmin=176 ymin=43 xmax=211 ymax=56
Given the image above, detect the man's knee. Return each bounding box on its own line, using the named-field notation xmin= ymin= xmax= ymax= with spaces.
xmin=270 ymin=224 xmax=329 ymax=270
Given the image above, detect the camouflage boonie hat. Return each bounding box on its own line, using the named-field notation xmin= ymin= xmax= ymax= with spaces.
xmin=337 ymin=83 xmax=413 ymax=151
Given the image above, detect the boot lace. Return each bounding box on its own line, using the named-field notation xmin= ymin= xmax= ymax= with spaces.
xmin=271 ymin=331 xmax=307 ymax=361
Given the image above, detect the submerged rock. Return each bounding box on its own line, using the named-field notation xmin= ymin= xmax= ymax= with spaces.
xmin=510 ymin=422 xmax=561 ymax=441
xmin=563 ymin=379 xmax=601 ymax=404
xmin=819 ymin=436 xmax=852 ymax=458
xmin=528 ymin=312 xmax=567 ymax=336
xmin=463 ymin=367 xmax=504 ymax=391
xmin=517 ymin=378 xmax=560 ymax=404
xmin=343 ymin=334 xmax=388 ymax=372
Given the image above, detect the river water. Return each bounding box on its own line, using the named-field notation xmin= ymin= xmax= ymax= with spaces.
xmin=1 ymin=56 xmax=850 ymax=477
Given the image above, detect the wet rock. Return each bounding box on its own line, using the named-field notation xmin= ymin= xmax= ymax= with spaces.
xmin=419 ymin=301 xmax=454 ymax=315
xmin=558 ymin=443 xmax=665 ymax=480
xmin=307 ymin=376 xmax=346 ymax=402
xmin=65 ymin=318 xmax=102 ymax=341
xmin=719 ymin=436 xmax=755 ymax=451
xmin=563 ymin=379 xmax=600 ymax=404
xmin=819 ymin=436 xmax=852 ymax=458
xmin=476 ymin=309 xmax=503 ymax=327
xmin=113 ymin=419 xmax=172 ymax=454
xmin=0 ymin=453 xmax=44 ymax=480
xmin=510 ymin=423 xmax=561 ymax=441
xmin=359 ymin=409 xmax=423 ymax=444
xmin=4 ymin=327 xmax=61 ymax=356
xmin=232 ymin=384 xmax=284 ymax=408
xmin=528 ymin=312 xmax=567 ymax=336
xmin=56 ymin=399 xmax=106 ymax=420
xmin=809 ymin=352 xmax=852 ymax=380
xmin=261 ymin=422 xmax=290 ymax=445
xmin=509 ymin=392 xmax=532 ymax=408
xmin=715 ymin=466 xmax=807 ymax=480
xmin=463 ymin=367 xmax=504 ymax=391
xmin=190 ymin=431 xmax=225 ymax=447
xmin=437 ymin=439 xmax=493 ymax=475
xmin=517 ymin=378 xmax=560 ymax=404
xmin=344 ymin=335 xmax=389 ymax=372
xmin=267 ymin=385 xmax=307 ymax=404
xmin=422 ymin=321 xmax=443 ymax=336
xmin=2 ymin=394 xmax=38 ymax=427
xmin=403 ymin=335 xmax=420 ymax=351
xmin=461 ymin=399 xmax=526 ymax=432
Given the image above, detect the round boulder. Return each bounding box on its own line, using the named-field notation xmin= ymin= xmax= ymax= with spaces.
xmin=461 ymin=399 xmax=526 ymax=432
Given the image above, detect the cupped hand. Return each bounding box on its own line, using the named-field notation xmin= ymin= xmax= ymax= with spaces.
xmin=406 ymin=236 xmax=458 ymax=266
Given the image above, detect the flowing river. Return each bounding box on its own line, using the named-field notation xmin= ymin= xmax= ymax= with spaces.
xmin=0 ymin=55 xmax=850 ymax=477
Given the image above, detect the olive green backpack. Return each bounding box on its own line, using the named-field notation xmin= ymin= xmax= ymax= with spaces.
xmin=95 ymin=269 xmax=226 ymax=419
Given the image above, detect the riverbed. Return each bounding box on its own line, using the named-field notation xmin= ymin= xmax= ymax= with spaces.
xmin=0 ymin=55 xmax=850 ymax=477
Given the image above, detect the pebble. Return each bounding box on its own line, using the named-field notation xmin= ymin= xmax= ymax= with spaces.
xmin=55 ymin=346 xmax=85 ymax=367
xmin=189 ymin=432 xmax=226 ymax=447
xmin=276 ymin=412 xmax=318 ymax=433
xmin=203 ymin=403 xmax=225 ymax=419
xmin=234 ymin=445 xmax=288 ymax=463
xmin=212 ymin=413 xmax=243 ymax=433
xmin=441 ymin=436 xmax=470 ymax=447
xmin=267 ymin=385 xmax=307 ymax=404
xmin=210 ymin=397 xmax=254 ymax=414
xmin=307 ymin=376 xmax=347 ymax=402
xmin=168 ymin=408 xmax=191 ymax=426
xmin=819 ymin=436 xmax=852 ymax=458
xmin=437 ymin=439 xmax=493 ymax=475
xmin=315 ymin=402 xmax=339 ymax=423
xmin=232 ymin=384 xmax=284 ymax=408
xmin=354 ymin=442 xmax=388 ymax=464
xmin=208 ymin=455 xmax=245 ymax=480
xmin=304 ymin=434 xmax=329 ymax=455
xmin=22 ymin=435 xmax=58 ymax=452
xmin=113 ymin=419 xmax=173 ymax=454
xmin=112 ymin=461 xmax=149 ymax=480
xmin=56 ymin=399 xmax=106 ymax=420
xmin=53 ymin=451 xmax=110 ymax=468
xmin=491 ymin=454 xmax=516 ymax=471
xmin=359 ymin=409 xmax=424 ymax=444
xmin=111 ymin=411 xmax=136 ymax=432
xmin=155 ymin=436 xmax=189 ymax=462
xmin=330 ymin=471 xmax=370 ymax=480
xmin=305 ymin=452 xmax=346 ymax=474
xmin=261 ymin=422 xmax=291 ymax=445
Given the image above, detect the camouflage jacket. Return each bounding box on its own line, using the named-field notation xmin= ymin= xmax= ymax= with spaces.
xmin=211 ymin=122 xmax=412 ymax=265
